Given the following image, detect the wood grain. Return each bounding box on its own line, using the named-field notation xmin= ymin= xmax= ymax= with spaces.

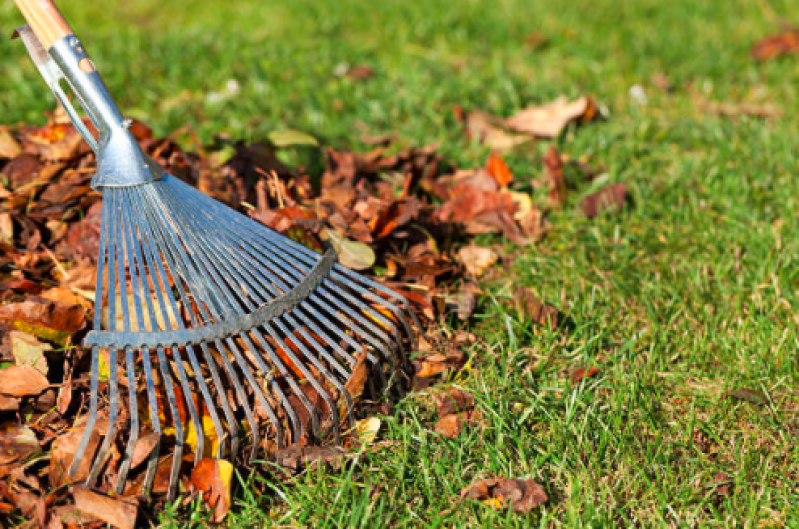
xmin=13 ymin=0 xmax=73 ymax=49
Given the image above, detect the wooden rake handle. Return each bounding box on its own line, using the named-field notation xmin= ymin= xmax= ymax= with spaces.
xmin=13 ymin=0 xmax=73 ymax=49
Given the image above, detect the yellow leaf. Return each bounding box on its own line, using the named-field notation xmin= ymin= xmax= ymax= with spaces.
xmin=355 ymin=417 xmax=381 ymax=446
xmin=483 ymin=496 xmax=505 ymax=509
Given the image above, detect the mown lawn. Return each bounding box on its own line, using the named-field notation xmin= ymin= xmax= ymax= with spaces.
xmin=2 ymin=0 xmax=798 ymax=526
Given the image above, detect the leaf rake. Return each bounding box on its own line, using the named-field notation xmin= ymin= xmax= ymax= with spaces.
xmin=13 ymin=0 xmax=418 ymax=499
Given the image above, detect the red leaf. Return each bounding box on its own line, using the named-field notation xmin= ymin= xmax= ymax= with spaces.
xmin=571 ymin=366 xmax=600 ymax=384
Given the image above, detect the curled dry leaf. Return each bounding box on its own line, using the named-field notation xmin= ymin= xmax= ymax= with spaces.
xmin=413 ymin=359 xmax=447 ymax=378
xmin=434 ymin=409 xmax=481 ymax=439
xmin=0 ymin=296 xmax=86 ymax=345
xmin=322 ymin=228 xmax=376 ymax=270
xmin=355 ymin=417 xmax=381 ymax=446
xmin=73 ymin=487 xmax=138 ymax=529
xmin=457 ymin=246 xmax=498 ymax=277
xmin=0 ymin=423 xmax=40 ymax=464
xmin=506 ymin=96 xmax=598 ymax=138
xmin=580 ymin=183 xmax=628 ymax=219
xmin=275 ymin=444 xmax=349 ymax=476
xmin=191 ymin=458 xmax=234 ymax=523
xmin=0 ymin=366 xmax=49 ymax=397
xmin=433 ymin=388 xmax=475 ymax=417
xmin=461 ymin=477 xmax=548 ymax=513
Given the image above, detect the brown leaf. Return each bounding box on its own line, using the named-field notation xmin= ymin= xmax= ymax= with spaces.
xmin=3 ymin=153 xmax=42 ymax=190
xmin=725 ymin=388 xmax=767 ymax=405
xmin=413 ymin=359 xmax=447 ymax=378
xmin=461 ymin=477 xmax=548 ymax=513
xmin=506 ymin=96 xmax=598 ymax=138
xmin=513 ymin=288 xmax=561 ymax=328
xmin=191 ymin=458 xmax=233 ymax=523
xmin=485 ymin=153 xmax=513 ymax=187
xmin=0 ymin=423 xmax=40 ymax=464
xmin=458 ymin=108 xmax=530 ymax=151
xmin=571 ymin=366 xmax=600 ymax=384
xmin=751 ymin=29 xmax=799 ymax=61
xmin=0 ymin=126 xmax=22 ymax=159
xmin=457 ymin=246 xmax=498 ymax=277
xmin=130 ymin=432 xmax=160 ymax=469
xmin=275 ymin=444 xmax=349 ymax=476
xmin=712 ymin=472 xmax=732 ymax=497
xmin=434 ymin=409 xmax=482 ymax=439
xmin=344 ymin=64 xmax=374 ymax=79
xmin=0 ymin=366 xmax=49 ymax=397
xmin=50 ymin=424 xmax=103 ymax=488
xmin=544 ymin=145 xmax=566 ymax=208
xmin=433 ymin=388 xmax=475 ymax=417
xmin=73 ymin=487 xmax=138 ymax=529
xmin=580 ymin=184 xmax=627 ymax=219
xmin=344 ymin=352 xmax=369 ymax=402
xmin=0 ymin=296 xmax=86 ymax=345
xmin=0 ymin=395 xmax=20 ymax=412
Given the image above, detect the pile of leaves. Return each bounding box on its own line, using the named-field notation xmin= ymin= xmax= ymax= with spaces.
xmin=0 ymin=96 xmax=626 ymax=526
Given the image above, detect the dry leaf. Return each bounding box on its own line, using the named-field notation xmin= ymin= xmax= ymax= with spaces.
xmin=461 ymin=477 xmax=548 ymax=513
xmin=571 ymin=366 xmax=600 ymax=384
xmin=355 ymin=417 xmax=381 ymax=445
xmin=0 ymin=366 xmax=49 ymax=397
xmin=506 ymin=96 xmax=597 ymax=138
xmin=434 ymin=409 xmax=481 ymax=439
xmin=0 ymin=126 xmax=22 ymax=159
xmin=433 ymin=388 xmax=475 ymax=416
xmin=725 ymin=388 xmax=767 ymax=405
xmin=485 ymin=153 xmax=513 ymax=187
xmin=580 ymin=183 xmax=627 ymax=219
xmin=191 ymin=459 xmax=233 ymax=523
xmin=10 ymin=331 xmax=51 ymax=375
xmin=544 ymin=145 xmax=566 ymax=208
xmin=459 ymin=108 xmax=530 ymax=151
xmin=457 ymin=246 xmax=498 ymax=277
xmin=73 ymin=487 xmax=138 ymax=529
xmin=413 ymin=359 xmax=447 ymax=378
xmin=322 ymin=229 xmax=376 ymax=270
xmin=0 ymin=213 xmax=12 ymax=243
xmin=0 ymin=423 xmax=40 ymax=464
xmin=751 ymin=29 xmax=799 ymax=61
xmin=0 ymin=297 xmax=86 ymax=345
xmin=513 ymin=287 xmax=562 ymax=328
xmin=275 ymin=444 xmax=349 ymax=475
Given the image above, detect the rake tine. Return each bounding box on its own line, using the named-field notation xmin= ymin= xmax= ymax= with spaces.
xmin=122 ymin=196 xmax=164 ymax=495
xmin=71 ymin=188 xmax=110 ymax=480
xmin=115 ymin=345 xmax=139 ymax=494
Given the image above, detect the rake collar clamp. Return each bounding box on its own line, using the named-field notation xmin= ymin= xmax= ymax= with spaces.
xmin=83 ymin=248 xmax=338 ymax=349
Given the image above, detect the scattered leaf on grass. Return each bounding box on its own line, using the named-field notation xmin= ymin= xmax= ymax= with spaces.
xmin=457 ymin=246 xmax=498 ymax=277
xmin=712 ymin=472 xmax=732 ymax=497
xmin=275 ymin=444 xmax=349 ymax=475
xmin=461 ymin=477 xmax=548 ymax=513
xmin=0 ymin=366 xmax=49 ymax=397
xmin=457 ymin=108 xmax=530 ymax=151
xmin=506 ymin=96 xmax=598 ymax=138
xmin=513 ymin=287 xmax=562 ymax=328
xmin=544 ymin=145 xmax=566 ymax=209
xmin=73 ymin=487 xmax=138 ymax=529
xmin=485 ymin=153 xmax=513 ymax=187
xmin=191 ymin=458 xmax=233 ymax=524
xmin=750 ymin=29 xmax=799 ymax=61
xmin=725 ymin=388 xmax=767 ymax=405
xmin=0 ymin=423 xmax=40 ymax=464
xmin=571 ymin=366 xmax=600 ymax=384
xmin=433 ymin=388 xmax=475 ymax=416
xmin=434 ymin=409 xmax=481 ymax=439
xmin=580 ymin=183 xmax=627 ymax=219
xmin=413 ymin=359 xmax=447 ymax=378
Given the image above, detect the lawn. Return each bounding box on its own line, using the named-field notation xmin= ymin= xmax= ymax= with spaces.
xmin=2 ymin=0 xmax=798 ymax=526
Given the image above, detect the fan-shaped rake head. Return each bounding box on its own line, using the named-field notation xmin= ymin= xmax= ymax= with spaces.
xmin=68 ymin=174 xmax=418 ymax=499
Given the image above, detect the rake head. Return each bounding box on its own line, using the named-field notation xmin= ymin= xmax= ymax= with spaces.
xmin=70 ymin=174 xmax=418 ymax=498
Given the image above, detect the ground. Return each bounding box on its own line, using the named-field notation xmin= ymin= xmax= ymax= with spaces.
xmin=1 ymin=0 xmax=798 ymax=526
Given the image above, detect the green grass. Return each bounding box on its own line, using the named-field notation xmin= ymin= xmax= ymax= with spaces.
xmin=2 ymin=0 xmax=799 ymax=526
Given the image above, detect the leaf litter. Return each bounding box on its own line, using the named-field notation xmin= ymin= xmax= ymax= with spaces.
xmin=0 ymin=100 xmax=623 ymax=524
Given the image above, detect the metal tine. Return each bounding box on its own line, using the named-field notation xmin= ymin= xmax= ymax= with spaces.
xmin=135 ymin=188 xmax=246 ymax=458
xmin=139 ymin=185 xmax=284 ymax=454
xmin=157 ymin=188 xmax=322 ymax=442
xmin=71 ymin=189 xmax=110 ymax=480
xmin=129 ymin=188 xmax=234 ymax=461
xmin=85 ymin=192 xmax=120 ymax=487
xmin=113 ymin=204 xmax=143 ymax=494
xmin=122 ymin=193 xmax=184 ymax=499
xmin=120 ymin=197 xmax=162 ymax=496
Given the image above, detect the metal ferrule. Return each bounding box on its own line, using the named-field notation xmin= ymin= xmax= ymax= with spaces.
xmin=16 ymin=27 xmax=163 ymax=189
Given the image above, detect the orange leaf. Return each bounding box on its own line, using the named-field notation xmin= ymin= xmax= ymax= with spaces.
xmin=485 ymin=153 xmax=513 ymax=187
